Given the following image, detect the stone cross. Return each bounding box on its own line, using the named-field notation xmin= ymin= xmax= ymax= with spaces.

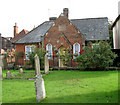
xmin=44 ymin=54 xmax=49 ymax=74
xmin=35 ymin=54 xmax=41 ymax=76
xmin=35 ymin=74 xmax=46 ymax=102
xmin=0 ymin=55 xmax=3 ymax=80
xmin=6 ymin=71 xmax=12 ymax=79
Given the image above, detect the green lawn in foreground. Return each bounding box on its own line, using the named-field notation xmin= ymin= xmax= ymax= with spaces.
xmin=2 ymin=70 xmax=119 ymax=103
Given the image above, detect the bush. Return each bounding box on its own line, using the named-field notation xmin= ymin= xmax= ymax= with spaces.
xmin=25 ymin=48 xmax=46 ymax=70
xmin=76 ymin=41 xmax=117 ymax=70
xmin=59 ymin=48 xmax=72 ymax=66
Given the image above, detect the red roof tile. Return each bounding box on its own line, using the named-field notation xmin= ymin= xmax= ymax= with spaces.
xmin=11 ymin=29 xmax=29 ymax=43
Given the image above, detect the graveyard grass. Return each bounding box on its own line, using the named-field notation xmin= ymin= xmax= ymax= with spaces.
xmin=2 ymin=70 xmax=119 ymax=103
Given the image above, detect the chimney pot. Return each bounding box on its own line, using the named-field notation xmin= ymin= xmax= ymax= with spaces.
xmin=63 ymin=8 xmax=69 ymax=18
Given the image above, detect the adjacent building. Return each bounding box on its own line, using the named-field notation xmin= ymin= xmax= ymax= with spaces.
xmin=112 ymin=1 xmax=120 ymax=49
xmin=0 ymin=33 xmax=13 ymax=54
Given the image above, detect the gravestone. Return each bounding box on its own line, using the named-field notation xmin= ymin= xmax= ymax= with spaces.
xmin=0 ymin=55 xmax=3 ymax=80
xmin=44 ymin=54 xmax=49 ymax=74
xmin=35 ymin=54 xmax=40 ymax=76
xmin=0 ymin=55 xmax=3 ymax=105
xmin=6 ymin=71 xmax=12 ymax=79
xmin=19 ymin=68 xmax=23 ymax=73
xmin=35 ymin=74 xmax=46 ymax=102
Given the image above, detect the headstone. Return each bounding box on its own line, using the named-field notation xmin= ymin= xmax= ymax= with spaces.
xmin=0 ymin=55 xmax=3 ymax=80
xmin=35 ymin=74 xmax=46 ymax=102
xmin=44 ymin=54 xmax=49 ymax=74
xmin=19 ymin=68 xmax=23 ymax=73
xmin=6 ymin=71 xmax=12 ymax=79
xmin=0 ymin=55 xmax=3 ymax=104
xmin=35 ymin=54 xmax=40 ymax=76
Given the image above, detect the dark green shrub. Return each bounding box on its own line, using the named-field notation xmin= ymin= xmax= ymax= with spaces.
xmin=76 ymin=41 xmax=117 ymax=70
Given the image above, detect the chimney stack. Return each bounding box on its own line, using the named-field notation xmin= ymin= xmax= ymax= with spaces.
xmin=63 ymin=8 xmax=69 ymax=18
xmin=14 ymin=23 xmax=18 ymax=37
xmin=118 ymin=1 xmax=120 ymax=15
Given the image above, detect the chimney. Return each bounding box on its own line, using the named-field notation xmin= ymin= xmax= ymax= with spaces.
xmin=63 ymin=8 xmax=69 ymax=18
xmin=49 ymin=17 xmax=57 ymax=21
xmin=14 ymin=23 xmax=18 ymax=37
xmin=118 ymin=1 xmax=120 ymax=15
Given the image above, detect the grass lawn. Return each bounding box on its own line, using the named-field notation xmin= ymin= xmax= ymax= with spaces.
xmin=2 ymin=70 xmax=119 ymax=103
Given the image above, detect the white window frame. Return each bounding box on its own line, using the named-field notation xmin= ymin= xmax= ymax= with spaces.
xmin=46 ymin=43 xmax=53 ymax=59
xmin=25 ymin=45 xmax=36 ymax=59
xmin=73 ymin=43 xmax=80 ymax=59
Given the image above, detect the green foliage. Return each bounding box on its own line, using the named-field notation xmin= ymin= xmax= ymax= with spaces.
xmin=76 ymin=41 xmax=117 ymax=70
xmin=2 ymin=54 xmax=8 ymax=69
xmin=25 ymin=48 xmax=46 ymax=69
xmin=108 ymin=20 xmax=113 ymax=48
xmin=59 ymin=48 xmax=72 ymax=66
xmin=15 ymin=51 xmax=24 ymax=64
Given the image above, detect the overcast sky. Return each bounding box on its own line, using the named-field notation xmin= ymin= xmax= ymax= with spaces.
xmin=0 ymin=0 xmax=120 ymax=37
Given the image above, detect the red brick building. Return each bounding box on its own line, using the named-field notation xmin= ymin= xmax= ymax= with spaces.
xmin=14 ymin=8 xmax=109 ymax=67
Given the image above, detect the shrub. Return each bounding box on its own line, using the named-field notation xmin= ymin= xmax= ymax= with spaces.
xmin=25 ymin=48 xmax=46 ymax=70
xmin=59 ymin=48 xmax=72 ymax=66
xmin=76 ymin=41 xmax=117 ymax=70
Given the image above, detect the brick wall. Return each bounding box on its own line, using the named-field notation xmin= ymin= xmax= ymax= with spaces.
xmin=15 ymin=43 xmax=40 ymax=65
xmin=44 ymin=15 xmax=84 ymax=67
xmin=44 ymin=15 xmax=83 ymax=51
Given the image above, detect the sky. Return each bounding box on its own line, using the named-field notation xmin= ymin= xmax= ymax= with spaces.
xmin=0 ymin=0 xmax=120 ymax=37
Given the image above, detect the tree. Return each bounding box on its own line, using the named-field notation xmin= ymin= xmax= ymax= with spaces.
xmin=25 ymin=47 xmax=46 ymax=69
xmin=76 ymin=41 xmax=117 ymax=70
xmin=108 ymin=20 xmax=113 ymax=48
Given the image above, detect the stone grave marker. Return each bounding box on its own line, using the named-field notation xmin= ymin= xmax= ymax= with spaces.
xmin=6 ymin=71 xmax=12 ymax=79
xmin=44 ymin=54 xmax=49 ymax=74
xmin=19 ymin=68 xmax=23 ymax=73
xmin=35 ymin=74 xmax=46 ymax=102
xmin=35 ymin=54 xmax=40 ymax=76
xmin=0 ymin=55 xmax=3 ymax=80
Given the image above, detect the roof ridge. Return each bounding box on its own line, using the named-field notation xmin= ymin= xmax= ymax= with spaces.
xmin=70 ymin=17 xmax=108 ymax=21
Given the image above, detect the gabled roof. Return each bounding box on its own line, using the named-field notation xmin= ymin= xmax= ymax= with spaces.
xmin=111 ymin=15 xmax=120 ymax=29
xmin=55 ymin=32 xmax=72 ymax=47
xmin=11 ymin=29 xmax=29 ymax=43
xmin=15 ymin=21 xmax=54 ymax=44
xmin=71 ymin=17 xmax=109 ymax=41
xmin=15 ymin=17 xmax=109 ymax=44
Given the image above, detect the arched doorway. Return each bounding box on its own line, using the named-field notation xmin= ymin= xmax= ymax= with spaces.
xmin=59 ymin=46 xmax=66 ymax=67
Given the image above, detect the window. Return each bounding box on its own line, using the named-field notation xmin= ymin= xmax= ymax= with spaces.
xmin=58 ymin=24 xmax=66 ymax=31
xmin=73 ymin=43 xmax=80 ymax=59
xmin=25 ymin=45 xmax=35 ymax=59
xmin=46 ymin=43 xmax=52 ymax=59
